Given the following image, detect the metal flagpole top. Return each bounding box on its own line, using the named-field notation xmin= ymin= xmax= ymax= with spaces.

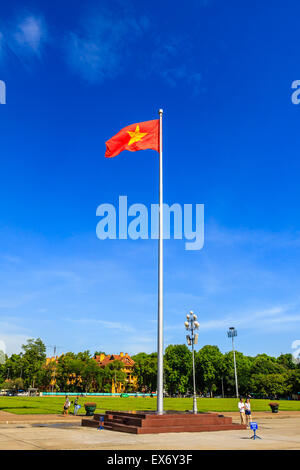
xmin=158 ymin=109 xmax=163 ymax=115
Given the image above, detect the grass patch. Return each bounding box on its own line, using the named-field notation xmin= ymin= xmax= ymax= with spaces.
xmin=0 ymin=396 xmax=300 ymax=415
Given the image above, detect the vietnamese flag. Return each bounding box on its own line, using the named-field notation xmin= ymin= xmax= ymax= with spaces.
xmin=105 ymin=119 xmax=159 ymax=158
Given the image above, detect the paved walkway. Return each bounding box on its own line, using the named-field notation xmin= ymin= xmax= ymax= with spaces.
xmin=222 ymin=411 xmax=300 ymax=419
xmin=0 ymin=410 xmax=299 ymax=424
xmin=0 ymin=411 xmax=299 ymax=449
xmin=0 ymin=410 xmax=83 ymax=424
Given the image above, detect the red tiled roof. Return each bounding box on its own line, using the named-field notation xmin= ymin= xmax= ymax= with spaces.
xmin=95 ymin=353 xmax=135 ymax=367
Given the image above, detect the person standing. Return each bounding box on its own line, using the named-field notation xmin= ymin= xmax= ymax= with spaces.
xmin=63 ymin=395 xmax=71 ymax=415
xmin=73 ymin=396 xmax=81 ymax=416
xmin=245 ymin=398 xmax=252 ymax=427
xmin=238 ymin=397 xmax=246 ymax=425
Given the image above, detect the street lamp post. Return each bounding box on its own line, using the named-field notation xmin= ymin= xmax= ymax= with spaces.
xmin=185 ymin=311 xmax=199 ymax=414
xmin=227 ymin=327 xmax=239 ymax=398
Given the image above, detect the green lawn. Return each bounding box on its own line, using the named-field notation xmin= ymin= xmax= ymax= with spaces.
xmin=0 ymin=396 xmax=299 ymax=415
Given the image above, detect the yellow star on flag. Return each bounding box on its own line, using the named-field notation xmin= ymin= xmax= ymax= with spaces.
xmin=127 ymin=125 xmax=148 ymax=146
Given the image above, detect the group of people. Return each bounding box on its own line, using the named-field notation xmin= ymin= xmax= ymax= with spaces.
xmin=238 ymin=397 xmax=252 ymax=426
xmin=63 ymin=395 xmax=81 ymax=416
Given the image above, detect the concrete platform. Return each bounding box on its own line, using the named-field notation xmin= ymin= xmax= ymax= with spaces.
xmin=82 ymin=410 xmax=247 ymax=434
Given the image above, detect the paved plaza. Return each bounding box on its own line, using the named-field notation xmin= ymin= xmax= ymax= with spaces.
xmin=0 ymin=411 xmax=299 ymax=450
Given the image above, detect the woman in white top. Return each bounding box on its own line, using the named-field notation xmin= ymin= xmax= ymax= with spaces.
xmin=238 ymin=398 xmax=246 ymax=424
xmin=63 ymin=396 xmax=71 ymax=415
xmin=245 ymin=398 xmax=252 ymax=426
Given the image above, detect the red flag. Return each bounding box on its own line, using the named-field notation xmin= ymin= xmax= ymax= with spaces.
xmin=105 ymin=119 xmax=159 ymax=158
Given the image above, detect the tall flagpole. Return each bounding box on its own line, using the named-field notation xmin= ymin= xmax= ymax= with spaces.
xmin=157 ymin=108 xmax=164 ymax=414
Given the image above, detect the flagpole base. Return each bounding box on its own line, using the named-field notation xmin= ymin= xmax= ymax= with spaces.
xmin=193 ymin=396 xmax=198 ymax=414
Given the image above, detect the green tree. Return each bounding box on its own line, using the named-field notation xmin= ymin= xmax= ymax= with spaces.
xmin=76 ymin=350 xmax=91 ymax=362
xmin=1 ymin=377 xmax=24 ymax=390
xmin=21 ymin=338 xmax=46 ymax=388
xmin=250 ymin=373 xmax=289 ymax=397
xmin=223 ymin=351 xmax=253 ymax=397
xmin=286 ymin=370 xmax=300 ymax=395
xmin=93 ymin=351 xmax=106 ymax=358
xmin=132 ymin=352 xmax=157 ymax=392
xmin=164 ymin=345 xmax=192 ymax=396
xmin=81 ymin=359 xmax=104 ymax=392
xmin=104 ymin=360 xmax=127 ymax=393
xmin=39 ymin=362 xmax=56 ymax=391
xmin=1 ymin=380 xmax=15 ymax=390
xmin=195 ymin=345 xmax=223 ymax=397
xmin=56 ymin=354 xmax=83 ymax=392
xmin=277 ymin=354 xmax=296 ymax=370
xmin=13 ymin=377 xmax=24 ymax=390
xmin=251 ymin=354 xmax=285 ymax=375
xmin=1 ymin=353 xmax=24 ymax=382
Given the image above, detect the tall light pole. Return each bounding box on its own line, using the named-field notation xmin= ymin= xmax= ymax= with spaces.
xmin=227 ymin=327 xmax=239 ymax=398
xmin=185 ymin=311 xmax=199 ymax=414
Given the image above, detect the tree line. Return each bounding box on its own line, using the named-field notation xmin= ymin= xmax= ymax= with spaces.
xmin=0 ymin=339 xmax=299 ymax=398
xmin=0 ymin=339 xmax=126 ymax=394
xmin=133 ymin=345 xmax=300 ymax=398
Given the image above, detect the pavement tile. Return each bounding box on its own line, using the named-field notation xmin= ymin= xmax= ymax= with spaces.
xmin=0 ymin=415 xmax=299 ymax=449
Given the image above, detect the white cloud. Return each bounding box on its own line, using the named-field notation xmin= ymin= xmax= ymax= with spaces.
xmin=65 ymin=8 xmax=148 ymax=83
xmin=165 ymin=304 xmax=295 ymax=334
xmin=146 ymin=37 xmax=203 ymax=93
xmin=64 ymin=5 xmax=202 ymax=91
xmin=69 ymin=317 xmax=135 ymax=333
xmin=206 ymin=223 xmax=300 ymax=249
xmin=0 ymin=253 xmax=22 ymax=264
xmin=0 ymin=32 xmax=4 ymax=59
xmin=0 ymin=13 xmax=47 ymax=63
xmin=0 ymin=334 xmax=30 ymax=356
xmin=0 ymin=223 xmax=299 ymax=357
xmin=0 ymin=7 xmax=203 ymax=91
xmin=0 ymin=340 xmax=6 ymax=354
xmin=0 ymin=293 xmax=38 ymax=309
xmin=0 ymin=318 xmax=31 ymax=356
xmin=13 ymin=15 xmax=47 ymax=55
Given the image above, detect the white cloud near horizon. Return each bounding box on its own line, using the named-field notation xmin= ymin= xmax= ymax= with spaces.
xmin=165 ymin=304 xmax=299 ymax=335
xmin=68 ymin=317 xmax=136 ymax=334
xmin=0 ymin=318 xmax=31 ymax=356
xmin=0 ymin=334 xmax=30 ymax=356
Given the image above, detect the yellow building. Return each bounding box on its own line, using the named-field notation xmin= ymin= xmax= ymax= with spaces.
xmin=44 ymin=352 xmax=138 ymax=393
xmin=45 ymin=356 xmax=59 ymax=389
xmin=94 ymin=352 xmax=138 ymax=393
xmin=45 ymin=356 xmax=59 ymax=366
